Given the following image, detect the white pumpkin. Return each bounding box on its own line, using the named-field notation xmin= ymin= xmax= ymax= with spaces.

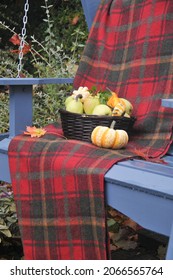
xmin=91 ymin=125 xmax=129 ymax=149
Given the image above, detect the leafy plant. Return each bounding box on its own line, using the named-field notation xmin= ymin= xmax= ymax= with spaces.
xmin=0 ymin=90 xmax=9 ymax=133
xmin=0 ymin=0 xmax=88 ymax=131
xmin=0 ymin=185 xmax=18 ymax=240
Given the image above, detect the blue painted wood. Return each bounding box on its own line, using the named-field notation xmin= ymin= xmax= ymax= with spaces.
xmin=105 ymin=161 xmax=173 ymax=199
xmin=104 ymin=138 xmax=173 ymax=260
xmin=104 ymin=178 xmax=173 ymax=260
xmin=0 ymin=133 xmax=9 ymax=141
xmin=9 ymin=85 xmax=33 ymax=137
xmin=166 ymin=223 xmax=173 ymax=259
xmin=105 ymin=178 xmax=173 ymax=237
xmin=0 ymin=77 xmax=74 ymax=85
xmin=81 ymin=0 xmax=100 ymax=30
xmin=162 ymin=99 xmax=173 ymax=108
xmin=118 ymin=157 xmax=173 ymax=177
xmin=0 ymin=78 xmax=75 ymax=182
xmin=0 ymin=151 xmax=11 ymax=183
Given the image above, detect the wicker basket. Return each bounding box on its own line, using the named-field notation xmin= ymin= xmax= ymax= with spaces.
xmin=59 ymin=108 xmax=136 ymax=143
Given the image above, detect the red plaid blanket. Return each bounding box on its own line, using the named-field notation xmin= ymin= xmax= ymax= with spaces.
xmin=8 ymin=0 xmax=173 ymax=260
xmin=74 ymin=0 xmax=173 ymax=158
xmin=9 ymin=124 xmax=137 ymax=260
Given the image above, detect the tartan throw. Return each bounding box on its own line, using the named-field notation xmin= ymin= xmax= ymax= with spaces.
xmin=8 ymin=124 xmax=136 ymax=260
xmin=74 ymin=0 xmax=173 ymax=158
xmin=8 ymin=0 xmax=173 ymax=260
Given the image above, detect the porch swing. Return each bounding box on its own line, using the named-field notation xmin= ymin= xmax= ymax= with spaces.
xmin=0 ymin=0 xmax=99 ymax=183
xmin=1 ymin=0 xmax=173 ymax=260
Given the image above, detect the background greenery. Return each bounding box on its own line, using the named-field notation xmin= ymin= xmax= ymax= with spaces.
xmin=0 ymin=0 xmax=88 ymax=132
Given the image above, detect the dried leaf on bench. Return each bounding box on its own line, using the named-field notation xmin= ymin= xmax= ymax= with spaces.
xmin=24 ymin=126 xmax=46 ymax=138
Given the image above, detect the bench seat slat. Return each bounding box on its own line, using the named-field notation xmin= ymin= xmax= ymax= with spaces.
xmin=162 ymin=99 xmax=173 ymax=109
xmin=105 ymin=179 xmax=173 ymax=238
xmin=105 ymin=164 xmax=173 ymax=199
xmin=118 ymin=157 xmax=173 ymax=177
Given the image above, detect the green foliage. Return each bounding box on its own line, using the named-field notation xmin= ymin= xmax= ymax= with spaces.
xmin=0 ymin=0 xmax=88 ymax=132
xmin=51 ymin=0 xmax=88 ymax=56
xmin=89 ymin=86 xmax=112 ymax=105
xmin=0 ymin=185 xmax=17 ymax=240
xmin=0 ymin=91 xmax=9 ymax=133
xmin=33 ymin=84 xmax=73 ymax=127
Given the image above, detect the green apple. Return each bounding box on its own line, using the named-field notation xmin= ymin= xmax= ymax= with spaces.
xmin=65 ymin=95 xmax=74 ymax=107
xmin=92 ymin=104 xmax=112 ymax=116
xmin=119 ymin=98 xmax=133 ymax=115
xmin=66 ymin=99 xmax=83 ymax=114
xmin=83 ymin=96 xmax=100 ymax=114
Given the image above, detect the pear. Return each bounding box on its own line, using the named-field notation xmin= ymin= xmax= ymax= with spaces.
xmin=66 ymin=98 xmax=83 ymax=114
xmin=119 ymin=98 xmax=133 ymax=115
xmin=65 ymin=95 xmax=74 ymax=107
xmin=92 ymin=104 xmax=112 ymax=116
xmin=83 ymin=96 xmax=100 ymax=114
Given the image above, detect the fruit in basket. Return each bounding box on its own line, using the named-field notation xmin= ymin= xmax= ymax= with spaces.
xmin=92 ymin=104 xmax=112 ymax=116
xmin=112 ymin=101 xmax=126 ymax=116
xmin=83 ymin=96 xmax=100 ymax=114
xmin=119 ymin=98 xmax=133 ymax=115
xmin=107 ymin=90 xmax=119 ymax=108
xmin=72 ymin=86 xmax=91 ymax=102
xmin=124 ymin=112 xmax=130 ymax=118
xmin=66 ymin=95 xmax=83 ymax=114
xmin=65 ymin=95 xmax=74 ymax=107
xmin=106 ymin=88 xmax=133 ymax=115
xmin=91 ymin=125 xmax=129 ymax=149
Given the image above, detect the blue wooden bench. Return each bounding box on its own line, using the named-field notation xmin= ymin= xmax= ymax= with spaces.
xmin=0 ymin=0 xmax=173 ymax=260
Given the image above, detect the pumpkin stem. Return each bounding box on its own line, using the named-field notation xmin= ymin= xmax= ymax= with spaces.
xmin=110 ymin=120 xmax=116 ymax=129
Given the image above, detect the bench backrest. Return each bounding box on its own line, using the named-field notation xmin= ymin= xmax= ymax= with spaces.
xmin=81 ymin=0 xmax=100 ymax=30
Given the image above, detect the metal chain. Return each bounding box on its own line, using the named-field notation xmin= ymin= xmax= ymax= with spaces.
xmin=17 ymin=0 xmax=29 ymax=78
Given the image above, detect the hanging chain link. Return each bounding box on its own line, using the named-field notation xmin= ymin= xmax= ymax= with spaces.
xmin=17 ymin=0 xmax=29 ymax=78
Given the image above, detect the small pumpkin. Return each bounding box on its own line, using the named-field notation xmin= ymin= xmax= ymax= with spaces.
xmin=91 ymin=125 xmax=129 ymax=149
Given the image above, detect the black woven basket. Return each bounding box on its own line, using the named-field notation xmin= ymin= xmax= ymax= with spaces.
xmin=59 ymin=108 xmax=136 ymax=143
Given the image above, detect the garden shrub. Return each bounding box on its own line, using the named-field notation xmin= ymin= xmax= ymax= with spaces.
xmin=0 ymin=0 xmax=88 ymax=132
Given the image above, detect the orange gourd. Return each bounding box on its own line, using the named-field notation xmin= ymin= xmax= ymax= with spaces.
xmin=91 ymin=125 xmax=129 ymax=149
xmin=106 ymin=91 xmax=119 ymax=108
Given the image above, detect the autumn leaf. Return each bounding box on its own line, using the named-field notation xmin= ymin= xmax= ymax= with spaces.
xmin=10 ymin=44 xmax=31 ymax=55
xmin=122 ymin=218 xmax=141 ymax=231
xmin=9 ymin=34 xmax=21 ymax=45
xmin=18 ymin=73 xmax=26 ymax=78
xmin=9 ymin=34 xmax=31 ymax=55
xmin=71 ymin=15 xmax=79 ymax=25
xmin=24 ymin=126 xmax=46 ymax=138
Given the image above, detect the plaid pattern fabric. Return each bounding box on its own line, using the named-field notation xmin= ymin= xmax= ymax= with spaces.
xmin=8 ymin=124 xmax=136 ymax=260
xmin=74 ymin=0 xmax=173 ymax=157
xmin=8 ymin=0 xmax=173 ymax=260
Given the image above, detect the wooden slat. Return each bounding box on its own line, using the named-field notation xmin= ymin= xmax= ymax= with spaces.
xmin=105 ymin=163 xmax=173 ymax=198
xmin=0 ymin=77 xmax=74 ymax=85
xmin=162 ymin=99 xmax=173 ymax=108
xmin=81 ymin=0 xmax=100 ymax=30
